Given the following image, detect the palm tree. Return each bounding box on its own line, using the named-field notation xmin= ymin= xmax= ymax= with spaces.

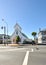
xmin=32 ymin=32 xmax=37 ymax=41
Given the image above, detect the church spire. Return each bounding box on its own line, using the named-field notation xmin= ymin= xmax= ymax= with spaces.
xmin=14 ymin=22 xmax=22 ymax=31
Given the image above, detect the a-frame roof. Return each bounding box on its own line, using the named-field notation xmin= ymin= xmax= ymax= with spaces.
xmin=14 ymin=23 xmax=22 ymax=30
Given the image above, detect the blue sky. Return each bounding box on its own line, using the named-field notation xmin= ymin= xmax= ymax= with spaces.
xmin=0 ymin=0 xmax=46 ymax=39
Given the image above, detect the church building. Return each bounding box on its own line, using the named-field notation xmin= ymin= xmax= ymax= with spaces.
xmin=11 ymin=23 xmax=29 ymax=44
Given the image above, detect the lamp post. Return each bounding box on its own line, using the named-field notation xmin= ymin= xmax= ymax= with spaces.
xmin=2 ymin=19 xmax=8 ymax=45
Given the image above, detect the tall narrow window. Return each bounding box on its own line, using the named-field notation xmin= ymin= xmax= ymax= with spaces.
xmin=16 ymin=30 xmax=18 ymax=35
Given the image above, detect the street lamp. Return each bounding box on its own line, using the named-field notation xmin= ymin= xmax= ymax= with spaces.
xmin=2 ymin=19 xmax=8 ymax=45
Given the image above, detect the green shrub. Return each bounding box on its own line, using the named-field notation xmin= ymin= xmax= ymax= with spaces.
xmin=16 ymin=36 xmax=21 ymax=43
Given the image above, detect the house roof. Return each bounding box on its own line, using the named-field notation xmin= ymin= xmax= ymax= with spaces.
xmin=21 ymin=32 xmax=28 ymax=38
xmin=0 ymin=34 xmax=10 ymax=39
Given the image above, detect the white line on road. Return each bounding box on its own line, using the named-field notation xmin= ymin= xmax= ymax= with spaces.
xmin=22 ymin=51 xmax=29 ymax=65
xmin=31 ymin=48 xmax=34 ymax=52
xmin=0 ymin=48 xmax=27 ymax=52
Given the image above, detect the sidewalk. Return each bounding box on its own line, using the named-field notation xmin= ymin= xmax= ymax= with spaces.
xmin=0 ymin=44 xmax=19 ymax=48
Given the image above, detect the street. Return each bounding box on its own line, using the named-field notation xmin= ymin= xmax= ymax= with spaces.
xmin=0 ymin=45 xmax=46 ymax=65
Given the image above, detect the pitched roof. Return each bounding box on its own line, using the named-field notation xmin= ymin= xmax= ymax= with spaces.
xmin=21 ymin=32 xmax=28 ymax=38
xmin=14 ymin=23 xmax=22 ymax=30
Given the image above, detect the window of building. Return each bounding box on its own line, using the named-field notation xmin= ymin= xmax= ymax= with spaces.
xmin=15 ymin=29 xmax=18 ymax=35
xmin=42 ymin=37 xmax=46 ymax=41
xmin=16 ymin=31 xmax=18 ymax=35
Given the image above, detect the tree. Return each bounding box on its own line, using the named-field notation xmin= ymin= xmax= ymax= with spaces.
xmin=32 ymin=32 xmax=37 ymax=41
xmin=16 ymin=36 xmax=21 ymax=44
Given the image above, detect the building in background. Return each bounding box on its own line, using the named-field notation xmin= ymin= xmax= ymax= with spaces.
xmin=11 ymin=23 xmax=32 ymax=44
xmin=38 ymin=29 xmax=46 ymax=44
xmin=0 ymin=34 xmax=11 ymax=44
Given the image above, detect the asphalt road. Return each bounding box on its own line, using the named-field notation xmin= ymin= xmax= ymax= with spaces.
xmin=0 ymin=45 xmax=46 ymax=65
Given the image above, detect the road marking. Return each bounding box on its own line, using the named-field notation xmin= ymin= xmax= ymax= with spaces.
xmin=22 ymin=51 xmax=29 ymax=65
xmin=31 ymin=48 xmax=34 ymax=52
xmin=0 ymin=48 xmax=27 ymax=52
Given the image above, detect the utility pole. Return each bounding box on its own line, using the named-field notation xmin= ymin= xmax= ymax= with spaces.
xmin=1 ymin=26 xmax=6 ymax=45
xmin=2 ymin=19 xmax=8 ymax=45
